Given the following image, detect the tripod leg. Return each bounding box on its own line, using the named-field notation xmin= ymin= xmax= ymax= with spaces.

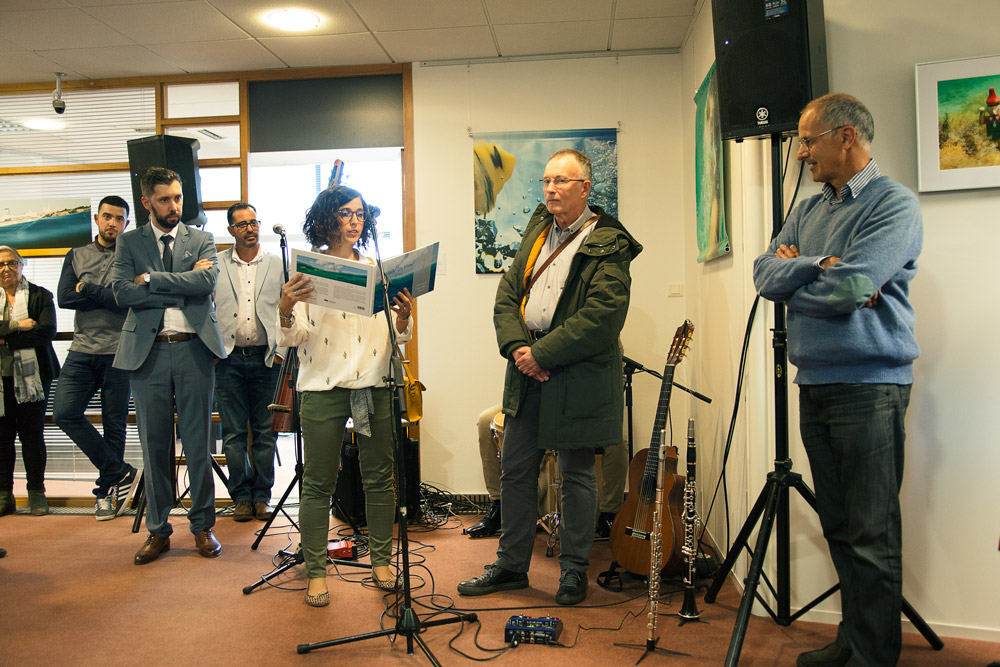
xmin=724 ymin=478 xmax=784 ymax=667
xmin=789 ymin=474 xmax=943 ymax=650
xmin=130 ymin=475 xmax=147 ymax=533
xmin=902 ymin=598 xmax=944 ymax=650
xmin=251 ymin=462 xmax=301 ymax=550
xmin=705 ymin=478 xmax=774 ymax=603
xmin=242 ymin=550 xmax=302 ymax=594
xmin=211 ymin=456 xmax=229 ymax=488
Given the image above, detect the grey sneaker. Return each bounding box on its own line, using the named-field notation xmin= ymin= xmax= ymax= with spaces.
xmin=95 ymin=495 xmax=115 ymax=521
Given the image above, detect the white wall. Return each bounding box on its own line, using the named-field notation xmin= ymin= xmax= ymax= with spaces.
xmin=680 ymin=0 xmax=1000 ymax=641
xmin=411 ymin=55 xmax=692 ymax=499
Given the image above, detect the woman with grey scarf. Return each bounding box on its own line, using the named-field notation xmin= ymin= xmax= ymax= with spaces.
xmin=0 ymin=245 xmax=59 ymax=516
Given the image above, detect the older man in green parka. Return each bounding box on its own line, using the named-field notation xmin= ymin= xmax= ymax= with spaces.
xmin=458 ymin=149 xmax=642 ymax=606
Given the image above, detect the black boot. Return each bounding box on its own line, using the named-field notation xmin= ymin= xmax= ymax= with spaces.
xmin=465 ymin=500 xmax=501 ymax=538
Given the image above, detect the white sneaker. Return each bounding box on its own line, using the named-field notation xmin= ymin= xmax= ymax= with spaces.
xmin=95 ymin=496 xmax=115 ymax=522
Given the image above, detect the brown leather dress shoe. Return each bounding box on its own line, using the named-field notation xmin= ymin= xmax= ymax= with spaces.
xmin=194 ymin=529 xmax=222 ymax=558
xmin=134 ymin=534 xmax=170 ymax=565
xmin=253 ymin=501 xmax=273 ymax=521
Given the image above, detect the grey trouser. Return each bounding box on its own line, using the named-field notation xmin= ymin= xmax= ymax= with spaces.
xmin=495 ymin=382 xmax=597 ymax=574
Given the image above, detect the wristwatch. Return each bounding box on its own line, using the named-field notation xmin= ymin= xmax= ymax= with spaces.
xmin=143 ymin=273 xmax=151 ymax=284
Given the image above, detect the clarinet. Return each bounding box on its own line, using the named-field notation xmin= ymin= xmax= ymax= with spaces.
xmin=678 ymin=418 xmax=702 ymax=619
xmin=647 ymin=429 xmax=667 ymax=642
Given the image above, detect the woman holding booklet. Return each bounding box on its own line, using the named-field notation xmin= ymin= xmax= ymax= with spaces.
xmin=276 ymin=185 xmax=414 ymax=607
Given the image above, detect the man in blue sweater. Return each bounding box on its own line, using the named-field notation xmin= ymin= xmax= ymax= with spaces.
xmin=753 ymin=93 xmax=922 ymax=667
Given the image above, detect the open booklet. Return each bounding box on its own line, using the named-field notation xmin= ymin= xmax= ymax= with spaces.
xmin=290 ymin=242 xmax=439 ymax=317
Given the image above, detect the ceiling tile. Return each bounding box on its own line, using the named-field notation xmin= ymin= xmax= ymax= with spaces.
xmin=208 ymin=0 xmax=366 ymax=38
xmin=259 ymin=33 xmax=390 ymax=67
xmin=86 ymin=1 xmax=247 ymax=44
xmin=354 ymin=0 xmax=487 ymax=31
xmin=0 ymin=37 xmax=27 ymax=54
xmin=70 ymin=0 xmax=190 ymax=5
xmin=376 ymin=26 xmax=498 ymax=62
xmin=2 ymin=0 xmax=71 ymax=8
xmin=495 ymin=21 xmax=610 ymax=57
xmin=147 ymin=39 xmax=287 ymax=73
xmin=486 ymin=0 xmax=612 ymax=24
xmin=615 ymin=0 xmax=697 ymax=19
xmin=0 ymin=52 xmax=84 ymax=84
xmin=0 ymin=8 xmax=134 ymax=50
xmin=40 ymin=45 xmax=185 ymax=79
xmin=611 ymin=17 xmax=689 ymax=50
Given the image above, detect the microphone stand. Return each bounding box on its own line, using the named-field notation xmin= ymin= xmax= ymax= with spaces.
xmin=622 ymin=354 xmax=712 ymax=463
xmin=297 ymin=206 xmax=475 ymax=663
xmin=623 ymin=355 xmax=713 ymax=406
xmin=252 ymin=225 xmax=303 ymax=549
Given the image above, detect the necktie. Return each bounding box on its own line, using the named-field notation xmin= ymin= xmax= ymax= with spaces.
xmin=162 ymin=235 xmax=173 ymax=272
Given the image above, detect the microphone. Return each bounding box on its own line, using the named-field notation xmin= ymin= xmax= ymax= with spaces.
xmin=272 ymin=224 xmax=285 ymax=236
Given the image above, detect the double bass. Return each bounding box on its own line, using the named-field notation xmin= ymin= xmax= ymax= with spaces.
xmin=609 ymin=320 xmax=694 ymax=576
xmin=269 ymin=349 xmax=297 ymax=433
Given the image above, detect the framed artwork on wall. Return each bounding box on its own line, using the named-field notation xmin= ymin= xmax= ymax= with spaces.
xmin=694 ymin=62 xmax=730 ymax=262
xmin=916 ymin=54 xmax=1000 ymax=192
xmin=0 ymin=198 xmax=91 ymax=254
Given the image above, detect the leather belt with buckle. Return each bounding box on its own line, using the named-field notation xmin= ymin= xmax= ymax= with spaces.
xmin=154 ymin=332 xmax=193 ymax=343
xmin=233 ymin=345 xmax=267 ymax=356
xmin=530 ymin=330 xmax=549 ymax=341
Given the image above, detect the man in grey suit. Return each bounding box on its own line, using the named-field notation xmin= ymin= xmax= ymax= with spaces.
xmin=214 ymin=202 xmax=284 ymax=522
xmin=112 ymin=167 xmax=226 ymax=565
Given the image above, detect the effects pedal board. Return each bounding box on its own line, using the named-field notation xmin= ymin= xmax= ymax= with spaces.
xmin=327 ymin=539 xmax=357 ymax=560
xmin=504 ymin=615 xmax=563 ymax=644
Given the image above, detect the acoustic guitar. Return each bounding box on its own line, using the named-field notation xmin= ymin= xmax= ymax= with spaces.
xmin=609 ymin=320 xmax=695 ymax=576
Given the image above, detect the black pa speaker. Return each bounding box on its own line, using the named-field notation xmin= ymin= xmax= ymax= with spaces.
xmin=126 ymin=134 xmax=207 ymax=228
xmin=711 ymin=0 xmax=828 ymax=140
xmin=332 ymin=436 xmax=422 ymax=526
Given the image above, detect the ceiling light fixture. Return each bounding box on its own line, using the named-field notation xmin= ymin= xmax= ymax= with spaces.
xmin=266 ymin=9 xmax=320 ymax=31
xmin=23 ymin=118 xmax=65 ymax=131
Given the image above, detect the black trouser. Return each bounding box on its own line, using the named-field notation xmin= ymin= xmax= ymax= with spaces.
xmin=0 ymin=375 xmax=49 ymax=493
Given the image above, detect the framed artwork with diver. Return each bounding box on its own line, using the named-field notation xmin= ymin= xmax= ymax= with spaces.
xmin=471 ymin=128 xmax=618 ymax=273
xmin=916 ymin=54 xmax=1000 ymax=192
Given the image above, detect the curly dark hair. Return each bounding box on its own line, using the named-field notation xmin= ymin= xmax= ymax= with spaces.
xmin=302 ymin=185 xmax=374 ymax=250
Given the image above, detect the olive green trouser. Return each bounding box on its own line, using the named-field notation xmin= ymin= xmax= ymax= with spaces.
xmin=300 ymin=387 xmax=395 ymax=579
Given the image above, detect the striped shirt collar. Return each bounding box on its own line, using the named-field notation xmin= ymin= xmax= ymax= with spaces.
xmin=822 ymin=158 xmax=881 ymax=202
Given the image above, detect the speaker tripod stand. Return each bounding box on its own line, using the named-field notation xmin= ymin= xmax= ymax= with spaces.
xmin=703 ymin=133 xmax=942 ymax=666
